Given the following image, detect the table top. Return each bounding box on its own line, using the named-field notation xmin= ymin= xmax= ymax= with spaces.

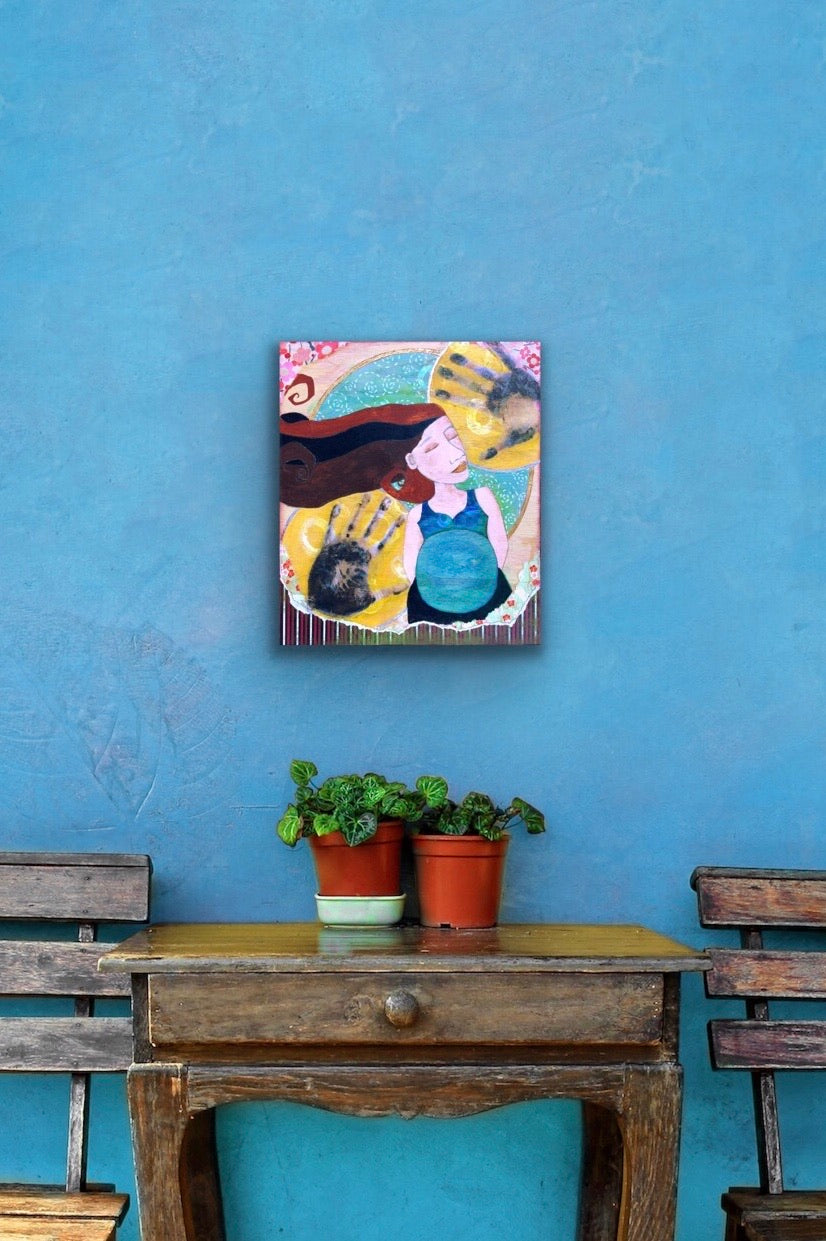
xmin=100 ymin=922 xmax=709 ymax=975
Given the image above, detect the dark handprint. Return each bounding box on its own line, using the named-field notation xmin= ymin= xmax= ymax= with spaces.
xmin=308 ymin=494 xmax=406 ymax=617
xmin=434 ymin=342 xmax=539 ymax=461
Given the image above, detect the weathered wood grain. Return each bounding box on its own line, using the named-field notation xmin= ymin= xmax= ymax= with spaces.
xmin=0 ymin=1018 xmax=133 ymax=1072
xmin=66 ymin=1070 xmax=89 ymax=1194
xmin=0 ymin=1190 xmax=127 ymax=1219
xmin=0 ymin=1187 xmax=126 ymax=1241
xmin=116 ymin=923 xmax=699 ymax=1241
xmin=0 ymin=1222 xmax=117 ymax=1240
xmin=578 ymin=1103 xmax=623 ymax=1241
xmin=745 ymin=1220 xmax=826 ymax=1241
xmin=66 ymin=926 xmax=94 ymax=1195
xmin=148 ymin=970 xmax=664 ymax=1050
xmin=710 ymin=1020 xmax=826 ymax=1071
xmin=0 ymin=854 xmax=145 ymax=869
xmin=705 ymin=949 xmax=826 ymax=1000
xmin=724 ymin=1189 xmax=826 ymax=1241
xmin=751 ymin=1069 xmax=783 ymax=1196
xmin=128 ymin=1065 xmax=225 ymax=1241
xmin=0 ymin=855 xmax=151 ymax=922
xmin=617 ymin=1065 xmax=682 ymax=1241
xmin=0 ymin=854 xmax=150 ymax=1240
xmin=0 ymin=941 xmax=131 ymax=997
xmin=694 ymin=866 xmax=826 ymax=1240
xmin=736 ymin=928 xmax=785 ymax=1195
xmin=725 ymin=1189 xmax=826 ymax=1218
xmin=100 ymin=921 xmax=707 ymax=975
xmin=185 ymin=1061 xmax=628 ymax=1117
xmin=692 ymin=868 xmax=826 ymax=929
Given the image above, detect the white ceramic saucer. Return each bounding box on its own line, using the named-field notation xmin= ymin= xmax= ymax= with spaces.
xmin=315 ymin=894 xmax=405 ymax=926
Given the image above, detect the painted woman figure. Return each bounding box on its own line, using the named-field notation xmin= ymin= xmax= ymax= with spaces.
xmin=280 ymin=403 xmax=512 ymax=625
xmin=401 ymin=413 xmax=511 ymax=624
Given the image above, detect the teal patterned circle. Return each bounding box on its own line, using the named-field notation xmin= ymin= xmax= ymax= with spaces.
xmin=317 ymin=350 xmax=436 ymax=418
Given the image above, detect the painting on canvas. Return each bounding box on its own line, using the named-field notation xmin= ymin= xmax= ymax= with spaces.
xmin=279 ymin=341 xmax=541 ymax=646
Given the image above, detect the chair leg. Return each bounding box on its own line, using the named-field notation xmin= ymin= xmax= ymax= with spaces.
xmin=724 ymin=1208 xmax=749 ymax=1241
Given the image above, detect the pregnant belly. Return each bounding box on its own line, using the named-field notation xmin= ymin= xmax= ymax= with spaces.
xmin=416 ymin=529 xmax=499 ymax=613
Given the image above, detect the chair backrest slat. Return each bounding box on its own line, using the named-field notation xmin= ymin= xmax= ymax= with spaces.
xmin=711 ymin=1020 xmax=826 ymax=1071
xmin=0 ymin=854 xmax=150 ymax=922
xmin=693 ymin=867 xmax=826 ymax=929
xmin=0 ymin=941 xmax=132 ymax=997
xmin=705 ymin=949 xmax=826 ymax=1000
xmin=0 ymin=1017 xmax=134 ymax=1072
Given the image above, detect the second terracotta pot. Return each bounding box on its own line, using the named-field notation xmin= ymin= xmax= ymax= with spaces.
xmin=310 ymin=819 xmax=404 ymax=897
xmin=412 ymin=834 xmax=509 ymax=928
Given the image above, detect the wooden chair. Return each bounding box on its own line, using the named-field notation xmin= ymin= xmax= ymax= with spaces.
xmin=0 ymin=852 xmax=151 ymax=1240
xmin=692 ymin=866 xmax=826 ymax=1241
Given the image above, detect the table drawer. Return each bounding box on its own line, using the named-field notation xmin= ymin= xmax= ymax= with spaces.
xmin=148 ymin=971 xmax=664 ymax=1049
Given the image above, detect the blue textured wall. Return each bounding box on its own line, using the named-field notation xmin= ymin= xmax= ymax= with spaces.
xmin=1 ymin=3 xmax=825 ymax=1238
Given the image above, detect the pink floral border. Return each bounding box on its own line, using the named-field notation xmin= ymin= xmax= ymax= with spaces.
xmin=279 ymin=340 xmax=540 ymax=398
xmin=503 ymin=340 xmax=541 ymax=379
xmin=278 ymin=341 xmax=348 ymax=396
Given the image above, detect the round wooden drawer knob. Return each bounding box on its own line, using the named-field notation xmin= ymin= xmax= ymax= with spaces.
xmin=384 ymin=990 xmax=419 ymax=1028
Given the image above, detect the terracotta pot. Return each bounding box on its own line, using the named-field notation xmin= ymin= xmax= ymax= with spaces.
xmin=412 ymin=834 xmax=509 ymax=929
xmin=310 ymin=819 xmax=404 ymax=897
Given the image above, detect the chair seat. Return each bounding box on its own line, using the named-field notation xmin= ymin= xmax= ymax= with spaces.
xmin=724 ymin=1188 xmax=826 ymax=1241
xmin=0 ymin=1224 xmax=118 ymax=1241
xmin=0 ymin=1186 xmax=128 ymax=1241
xmin=744 ymin=1221 xmax=826 ymax=1241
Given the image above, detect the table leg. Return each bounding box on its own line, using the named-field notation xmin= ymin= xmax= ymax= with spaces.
xmin=578 ymin=1102 xmax=623 ymax=1241
xmin=616 ymin=1064 xmax=682 ymax=1241
xmin=128 ymin=1064 xmax=225 ymax=1241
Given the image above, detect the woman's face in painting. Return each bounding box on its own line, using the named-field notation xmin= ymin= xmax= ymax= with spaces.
xmin=406 ymin=415 xmax=469 ymax=484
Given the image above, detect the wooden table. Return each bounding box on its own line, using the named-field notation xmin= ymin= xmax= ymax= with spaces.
xmin=100 ymin=923 xmax=707 ymax=1241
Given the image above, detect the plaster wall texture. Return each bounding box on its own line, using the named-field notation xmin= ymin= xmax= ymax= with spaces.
xmin=1 ymin=2 xmax=824 ymax=1238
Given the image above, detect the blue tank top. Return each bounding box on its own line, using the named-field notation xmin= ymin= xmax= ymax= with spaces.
xmin=418 ymin=488 xmax=489 ymax=538
xmin=415 ymin=490 xmax=500 ymax=613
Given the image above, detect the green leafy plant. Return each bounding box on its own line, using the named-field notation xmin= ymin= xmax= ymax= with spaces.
xmin=413 ymin=779 xmax=545 ymax=842
xmin=276 ymin=761 xmax=448 ymax=848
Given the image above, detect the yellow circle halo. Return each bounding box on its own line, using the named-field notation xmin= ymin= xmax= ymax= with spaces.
xmin=282 ymin=490 xmax=409 ymax=629
xmin=428 ymin=341 xmax=540 ymax=471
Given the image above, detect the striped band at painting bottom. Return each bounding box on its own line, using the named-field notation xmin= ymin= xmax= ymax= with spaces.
xmin=279 ymin=588 xmax=540 ymax=647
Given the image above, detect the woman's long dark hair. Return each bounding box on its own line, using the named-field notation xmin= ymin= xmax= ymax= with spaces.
xmin=280 ymin=402 xmax=444 ymax=508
